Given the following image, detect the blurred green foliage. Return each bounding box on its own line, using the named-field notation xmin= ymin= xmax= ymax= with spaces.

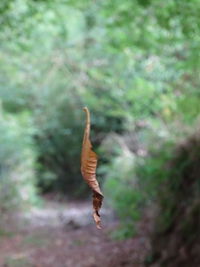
xmin=0 ymin=0 xmax=199 ymax=231
xmin=0 ymin=110 xmax=37 ymax=214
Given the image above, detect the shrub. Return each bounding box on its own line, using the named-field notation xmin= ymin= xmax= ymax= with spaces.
xmin=101 ymin=134 xmax=141 ymax=237
xmin=0 ymin=110 xmax=37 ymax=214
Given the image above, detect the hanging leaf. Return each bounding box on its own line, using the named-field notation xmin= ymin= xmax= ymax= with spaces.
xmin=81 ymin=107 xmax=104 ymax=229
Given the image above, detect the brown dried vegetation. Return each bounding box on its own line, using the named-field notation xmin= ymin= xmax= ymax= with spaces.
xmin=81 ymin=107 xmax=103 ymax=229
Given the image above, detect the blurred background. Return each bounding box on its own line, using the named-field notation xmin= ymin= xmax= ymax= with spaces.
xmin=0 ymin=0 xmax=200 ymax=266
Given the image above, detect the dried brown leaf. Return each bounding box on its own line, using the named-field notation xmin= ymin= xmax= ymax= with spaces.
xmin=81 ymin=107 xmax=103 ymax=229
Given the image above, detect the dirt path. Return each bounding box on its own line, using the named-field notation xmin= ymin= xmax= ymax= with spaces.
xmin=0 ymin=201 xmax=150 ymax=267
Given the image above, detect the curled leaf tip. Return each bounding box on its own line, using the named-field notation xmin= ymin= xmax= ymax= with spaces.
xmin=81 ymin=107 xmax=103 ymax=229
